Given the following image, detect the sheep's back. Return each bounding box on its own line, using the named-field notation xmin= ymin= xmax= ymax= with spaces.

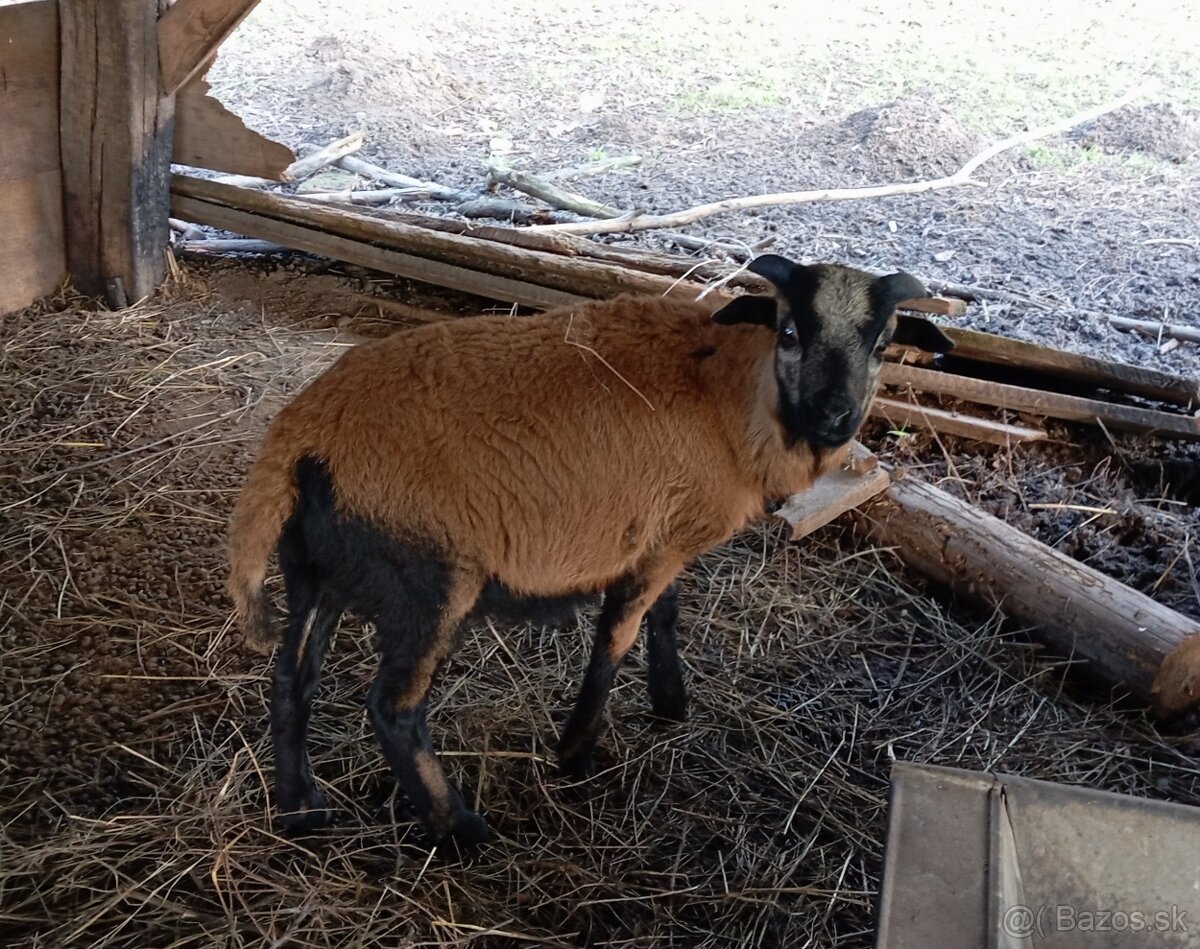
xmin=266 ymin=296 xmax=767 ymax=593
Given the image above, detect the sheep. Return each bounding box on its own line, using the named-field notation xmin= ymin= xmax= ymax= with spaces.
xmin=227 ymin=253 xmax=949 ymax=847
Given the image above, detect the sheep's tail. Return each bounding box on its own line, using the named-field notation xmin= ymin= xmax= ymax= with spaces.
xmin=227 ymin=446 xmax=299 ymax=653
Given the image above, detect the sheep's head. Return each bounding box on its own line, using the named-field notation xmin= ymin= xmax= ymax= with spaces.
xmin=713 ymin=254 xmax=951 ymax=448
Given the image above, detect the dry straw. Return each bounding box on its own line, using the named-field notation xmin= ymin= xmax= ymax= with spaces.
xmin=2 ymin=272 xmax=1197 ymax=947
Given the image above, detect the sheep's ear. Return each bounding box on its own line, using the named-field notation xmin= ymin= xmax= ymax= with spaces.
xmin=746 ymin=253 xmax=797 ymax=290
xmin=871 ymin=271 xmax=928 ymax=315
xmin=893 ymin=314 xmax=955 ymax=354
xmin=712 ymin=295 xmax=777 ymax=328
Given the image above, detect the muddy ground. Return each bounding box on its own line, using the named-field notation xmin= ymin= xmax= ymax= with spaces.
xmin=4 ymin=0 xmax=1200 ymax=945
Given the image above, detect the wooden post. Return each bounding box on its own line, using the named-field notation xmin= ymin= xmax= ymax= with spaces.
xmin=60 ymin=0 xmax=174 ymax=306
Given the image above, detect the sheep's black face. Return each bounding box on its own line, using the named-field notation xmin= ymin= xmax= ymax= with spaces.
xmin=714 ymin=255 xmax=949 ymax=448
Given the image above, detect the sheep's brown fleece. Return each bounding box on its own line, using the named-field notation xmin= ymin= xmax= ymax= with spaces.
xmin=228 ymin=293 xmax=848 ymax=649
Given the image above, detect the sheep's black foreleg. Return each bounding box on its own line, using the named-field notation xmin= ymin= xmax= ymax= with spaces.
xmin=644 ymin=583 xmax=687 ymax=722
xmin=558 ymin=563 xmax=681 ymax=777
xmin=367 ymin=573 xmax=487 ymax=848
xmin=272 ymin=564 xmax=339 ymax=833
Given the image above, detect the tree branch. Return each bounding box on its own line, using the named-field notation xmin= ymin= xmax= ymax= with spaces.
xmin=528 ymin=83 xmax=1157 ymax=237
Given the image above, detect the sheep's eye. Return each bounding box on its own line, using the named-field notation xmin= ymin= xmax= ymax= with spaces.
xmin=779 ymin=324 xmax=799 ymax=348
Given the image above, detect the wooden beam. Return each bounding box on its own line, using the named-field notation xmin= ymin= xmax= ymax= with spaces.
xmin=934 ymin=325 xmax=1200 ymax=407
xmin=776 ymin=443 xmax=890 ymax=538
xmin=170 ymin=175 xmax=690 ymax=301
xmin=61 ymin=0 xmax=174 ymax=305
xmin=170 ymin=192 xmax=584 ymax=309
xmin=871 ymin=396 xmax=1047 ymax=446
xmin=173 ymin=75 xmax=293 ymax=178
xmin=859 ymin=473 xmax=1200 ymax=716
xmin=0 ymin=0 xmax=66 ymax=315
xmin=157 ymin=0 xmax=259 ymax=97
xmin=880 ymin=362 xmax=1200 ymax=441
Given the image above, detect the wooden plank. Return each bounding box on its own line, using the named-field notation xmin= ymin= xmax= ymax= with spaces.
xmin=0 ymin=0 xmax=65 ymax=314
xmin=158 ymin=0 xmax=260 ymax=96
xmin=170 ymin=174 xmax=690 ymax=300
xmin=859 ymin=474 xmax=1200 ymax=716
xmin=170 ymin=192 xmax=584 ymax=309
xmin=898 ymin=296 xmax=967 ymax=318
xmin=173 ymin=75 xmax=293 ymax=178
xmin=871 ymin=396 xmax=1047 ymax=446
xmin=937 ymin=324 xmax=1200 ymax=407
xmin=776 ymin=443 xmax=890 ymax=538
xmin=0 ymin=1 xmax=60 ymax=181
xmin=880 ymin=362 xmax=1200 ymax=440
xmin=61 ymin=0 xmax=173 ymax=304
xmin=0 ymin=172 xmax=66 ymax=314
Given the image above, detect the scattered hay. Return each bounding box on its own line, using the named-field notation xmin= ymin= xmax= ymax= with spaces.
xmin=2 ymin=267 xmax=1198 ymax=947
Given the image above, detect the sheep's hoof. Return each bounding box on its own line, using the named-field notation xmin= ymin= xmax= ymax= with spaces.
xmin=558 ymin=748 xmax=597 ymax=780
xmin=437 ymin=809 xmax=490 ymax=849
xmin=278 ymin=790 xmax=336 ymax=835
xmin=650 ymin=693 xmax=688 ymax=724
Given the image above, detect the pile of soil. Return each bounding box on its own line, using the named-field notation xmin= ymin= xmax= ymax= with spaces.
xmin=848 ymin=95 xmax=990 ymax=179
xmin=1074 ymin=102 xmax=1200 ymax=164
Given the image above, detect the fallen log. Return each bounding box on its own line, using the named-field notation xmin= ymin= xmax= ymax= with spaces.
xmin=858 ymin=473 xmax=1200 ymax=717
xmin=870 ymin=396 xmax=1047 ymax=446
xmin=881 ymin=362 xmax=1200 ymax=441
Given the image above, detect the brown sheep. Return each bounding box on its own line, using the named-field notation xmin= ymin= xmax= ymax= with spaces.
xmin=226 ymin=254 xmax=946 ymax=847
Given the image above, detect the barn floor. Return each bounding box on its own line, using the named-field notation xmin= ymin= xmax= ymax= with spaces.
xmin=3 ymin=259 xmax=1199 ymax=947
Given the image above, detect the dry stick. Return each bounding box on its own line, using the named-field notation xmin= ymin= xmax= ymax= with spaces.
xmin=1106 ymin=315 xmax=1200 ymax=346
xmin=333 ymin=155 xmax=581 ymax=223
xmin=210 ymin=173 xmax=278 ymax=189
xmin=487 ymin=160 xmax=626 ymax=219
xmin=305 ymin=188 xmax=574 ymax=225
xmin=285 ymin=131 xmax=365 ymax=182
xmin=870 ymin=396 xmax=1047 ymax=446
xmin=178 ymin=239 xmax=289 ymax=254
xmin=529 ymin=83 xmax=1157 ymax=236
xmin=930 ymin=278 xmax=1200 ymax=346
xmin=335 ymin=154 xmax=472 ymax=201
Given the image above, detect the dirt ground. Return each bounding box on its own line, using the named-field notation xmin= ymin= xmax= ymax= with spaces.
xmin=5 ymin=0 xmax=1200 ymax=946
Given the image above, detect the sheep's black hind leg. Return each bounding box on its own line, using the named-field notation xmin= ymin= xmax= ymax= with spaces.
xmin=645 ymin=583 xmax=687 ymax=722
xmin=273 ymin=552 xmax=340 ymax=833
xmin=558 ymin=561 xmax=682 ymax=778
xmin=367 ymin=571 xmax=488 ymax=848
